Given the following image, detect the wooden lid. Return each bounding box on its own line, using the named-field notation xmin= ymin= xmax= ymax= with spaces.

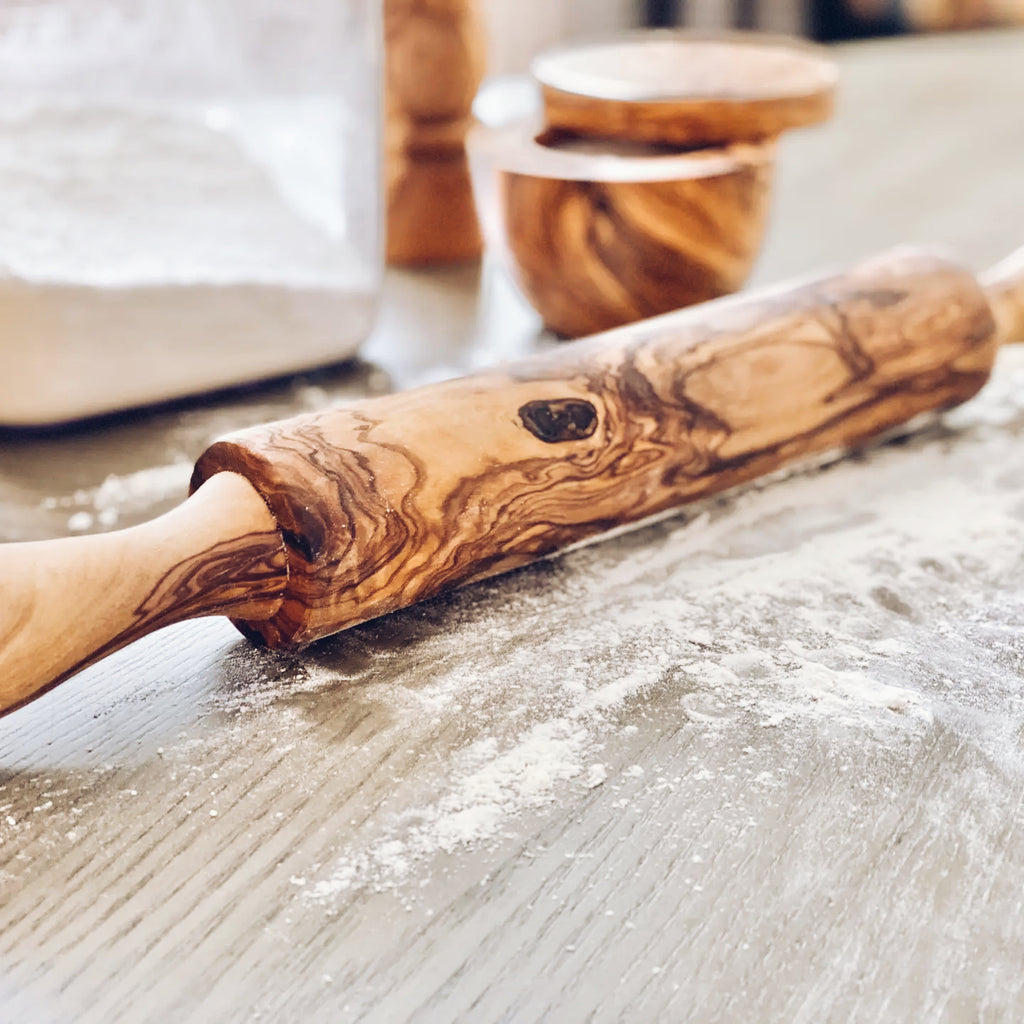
xmin=469 ymin=121 xmax=775 ymax=183
xmin=532 ymin=31 xmax=838 ymax=148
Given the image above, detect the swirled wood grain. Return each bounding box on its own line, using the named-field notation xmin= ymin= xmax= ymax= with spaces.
xmin=191 ymin=250 xmax=997 ymax=651
xmin=476 ymin=127 xmax=775 ymax=337
xmin=385 ymin=0 xmax=484 ymax=265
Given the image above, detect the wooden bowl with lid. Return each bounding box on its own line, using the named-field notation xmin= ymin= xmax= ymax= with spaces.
xmin=471 ymin=124 xmax=776 ymax=338
xmin=470 ymin=31 xmax=836 ymax=338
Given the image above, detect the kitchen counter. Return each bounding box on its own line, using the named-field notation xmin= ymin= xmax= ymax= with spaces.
xmin=3 ymin=29 xmax=1024 ymax=1022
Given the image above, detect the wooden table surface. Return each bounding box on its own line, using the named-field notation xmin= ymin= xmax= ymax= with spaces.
xmin=3 ymin=29 xmax=1024 ymax=1023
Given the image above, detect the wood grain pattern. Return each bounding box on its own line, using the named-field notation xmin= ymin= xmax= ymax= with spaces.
xmin=385 ymin=0 xmax=485 ymax=265
xmin=473 ymin=126 xmax=775 ymax=336
xmin=0 ymin=473 xmax=285 ymax=716
xmin=191 ymin=249 xmax=997 ymax=651
xmin=534 ymin=32 xmax=838 ymax=148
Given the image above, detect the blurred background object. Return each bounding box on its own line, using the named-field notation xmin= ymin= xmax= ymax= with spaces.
xmin=480 ymin=0 xmax=639 ymax=75
xmin=479 ymin=0 xmax=1024 ymax=70
xmin=0 ymin=0 xmax=381 ymax=426
xmin=811 ymin=0 xmax=1024 ymax=38
xmin=384 ymin=0 xmax=485 ymax=266
xmin=7 ymin=0 xmax=1020 ymax=421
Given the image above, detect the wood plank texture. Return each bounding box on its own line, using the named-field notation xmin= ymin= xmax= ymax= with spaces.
xmin=3 ymin=29 xmax=1024 ymax=1024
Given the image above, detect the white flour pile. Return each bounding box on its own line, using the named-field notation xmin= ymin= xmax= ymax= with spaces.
xmin=0 ymin=101 xmax=356 ymax=287
xmin=0 ymin=99 xmax=375 ymax=422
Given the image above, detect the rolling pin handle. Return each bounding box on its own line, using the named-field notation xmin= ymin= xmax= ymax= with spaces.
xmin=0 ymin=473 xmax=286 ymax=717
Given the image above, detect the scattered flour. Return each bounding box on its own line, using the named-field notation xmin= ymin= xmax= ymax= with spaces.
xmin=310 ymin=721 xmax=591 ymax=896
xmin=43 ymin=461 xmax=194 ymax=531
xmin=17 ymin=348 xmax=1024 ymax=904
xmin=296 ymin=348 xmax=1024 ymax=900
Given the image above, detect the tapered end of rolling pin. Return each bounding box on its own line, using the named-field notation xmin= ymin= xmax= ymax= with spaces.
xmin=0 ymin=473 xmax=286 ymax=717
xmin=982 ymin=246 xmax=1024 ymax=347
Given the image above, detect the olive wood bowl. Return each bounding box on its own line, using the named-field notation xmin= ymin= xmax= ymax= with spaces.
xmin=469 ymin=122 xmax=775 ymax=338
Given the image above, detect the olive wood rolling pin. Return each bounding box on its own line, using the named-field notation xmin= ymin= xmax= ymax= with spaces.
xmin=2 ymin=247 xmax=1022 ymax=717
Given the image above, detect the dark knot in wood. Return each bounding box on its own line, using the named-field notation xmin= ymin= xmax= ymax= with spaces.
xmin=518 ymin=399 xmax=599 ymax=444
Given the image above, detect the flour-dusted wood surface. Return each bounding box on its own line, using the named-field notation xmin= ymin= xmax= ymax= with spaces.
xmin=3 ymin=30 xmax=1024 ymax=1024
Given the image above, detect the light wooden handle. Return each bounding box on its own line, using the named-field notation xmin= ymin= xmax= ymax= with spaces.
xmin=0 ymin=473 xmax=285 ymax=716
xmin=982 ymin=246 xmax=1024 ymax=346
xmin=192 ymin=248 xmax=996 ymax=652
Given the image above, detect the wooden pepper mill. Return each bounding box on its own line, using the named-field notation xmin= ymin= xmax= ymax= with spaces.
xmin=384 ymin=0 xmax=485 ymax=265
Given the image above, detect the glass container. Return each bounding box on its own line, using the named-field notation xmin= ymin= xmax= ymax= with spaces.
xmin=0 ymin=0 xmax=381 ymax=425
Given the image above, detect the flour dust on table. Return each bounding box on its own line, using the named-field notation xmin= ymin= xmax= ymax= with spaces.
xmin=284 ymin=347 xmax=1024 ymax=900
xmin=4 ymin=352 xmax=1024 ymax=914
xmin=41 ymin=462 xmax=196 ymax=533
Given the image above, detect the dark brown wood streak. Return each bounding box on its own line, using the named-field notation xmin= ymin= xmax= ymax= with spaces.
xmin=128 ymin=533 xmax=288 ymax=633
xmin=519 ymin=399 xmax=599 ymax=443
xmin=189 ymin=250 xmax=997 ymax=653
